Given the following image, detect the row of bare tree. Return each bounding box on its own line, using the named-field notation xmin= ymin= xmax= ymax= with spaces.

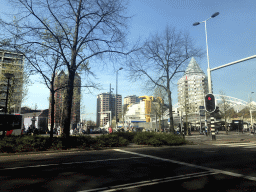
xmin=0 ymin=0 xmax=202 ymax=145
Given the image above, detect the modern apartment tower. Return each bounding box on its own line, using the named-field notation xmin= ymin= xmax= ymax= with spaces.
xmin=96 ymin=92 xmax=122 ymax=127
xmin=0 ymin=50 xmax=24 ymax=114
xmin=124 ymin=95 xmax=140 ymax=106
xmin=48 ymin=70 xmax=81 ymax=130
xmin=177 ymin=57 xmax=209 ymax=117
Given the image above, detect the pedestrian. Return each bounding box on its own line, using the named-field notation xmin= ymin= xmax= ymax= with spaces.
xmin=108 ymin=127 xmax=112 ymax=134
xmin=57 ymin=126 xmax=60 ymax=136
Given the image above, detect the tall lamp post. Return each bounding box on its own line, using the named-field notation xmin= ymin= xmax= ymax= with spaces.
xmin=193 ymin=12 xmax=219 ymax=94
xmin=193 ymin=12 xmax=219 ymax=140
xmin=249 ymin=92 xmax=254 ymax=127
xmin=116 ymin=67 xmax=123 ymax=130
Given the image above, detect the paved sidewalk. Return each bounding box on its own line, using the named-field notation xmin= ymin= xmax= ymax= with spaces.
xmin=185 ymin=131 xmax=256 ymax=145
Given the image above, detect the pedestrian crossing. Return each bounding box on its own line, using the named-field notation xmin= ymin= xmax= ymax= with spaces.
xmin=213 ymin=143 xmax=256 ymax=149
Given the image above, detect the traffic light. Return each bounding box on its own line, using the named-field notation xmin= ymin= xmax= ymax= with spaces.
xmin=205 ymin=93 xmax=216 ymax=113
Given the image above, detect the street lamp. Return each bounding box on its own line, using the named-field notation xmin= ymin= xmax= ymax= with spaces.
xmin=4 ymin=73 xmax=14 ymax=114
xmin=193 ymin=12 xmax=219 ymax=94
xmin=249 ymin=92 xmax=254 ymax=127
xmin=116 ymin=67 xmax=123 ymax=130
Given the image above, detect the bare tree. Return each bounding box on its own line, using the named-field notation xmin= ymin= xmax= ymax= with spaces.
xmin=127 ymin=26 xmax=203 ymax=133
xmin=1 ymin=0 xmax=134 ymax=146
xmin=219 ymin=91 xmax=231 ymax=134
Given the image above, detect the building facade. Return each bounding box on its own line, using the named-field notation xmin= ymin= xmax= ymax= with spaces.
xmin=124 ymin=99 xmax=146 ymax=127
xmin=23 ymin=109 xmax=48 ymax=131
xmin=124 ymin=95 xmax=140 ymax=106
xmin=48 ymin=70 xmax=81 ymax=130
xmin=0 ymin=50 xmax=24 ymax=114
xmin=96 ymin=92 xmax=122 ymax=127
xmin=177 ymin=57 xmax=209 ymax=122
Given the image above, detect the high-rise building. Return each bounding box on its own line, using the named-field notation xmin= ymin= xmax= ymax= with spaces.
xmin=96 ymin=92 xmax=122 ymax=127
xmin=0 ymin=50 xmax=24 ymax=114
xmin=48 ymin=70 xmax=81 ymax=130
xmin=177 ymin=57 xmax=209 ymax=118
xmin=124 ymin=95 xmax=140 ymax=106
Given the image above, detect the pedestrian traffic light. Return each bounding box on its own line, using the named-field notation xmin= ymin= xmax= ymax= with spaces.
xmin=205 ymin=93 xmax=216 ymax=113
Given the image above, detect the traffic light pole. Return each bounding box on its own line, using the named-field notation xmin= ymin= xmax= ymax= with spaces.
xmin=211 ymin=115 xmax=216 ymax=140
xmin=205 ymin=94 xmax=216 ymax=140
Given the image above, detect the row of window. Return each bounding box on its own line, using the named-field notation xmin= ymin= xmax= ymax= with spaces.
xmin=181 ymin=87 xmax=204 ymax=91
xmin=0 ymin=58 xmax=23 ymax=64
xmin=1 ymin=53 xmax=23 ymax=59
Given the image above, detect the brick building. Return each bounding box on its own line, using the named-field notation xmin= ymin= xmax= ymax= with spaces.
xmin=48 ymin=70 xmax=81 ymax=130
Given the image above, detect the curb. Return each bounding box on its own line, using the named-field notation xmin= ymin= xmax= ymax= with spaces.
xmin=0 ymin=143 xmax=152 ymax=157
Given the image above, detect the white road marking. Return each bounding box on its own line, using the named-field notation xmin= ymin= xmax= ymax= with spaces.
xmin=113 ymin=149 xmax=256 ymax=181
xmin=0 ymin=156 xmax=144 ymax=170
xmin=213 ymin=143 xmax=256 ymax=148
xmin=78 ymin=171 xmax=218 ymax=192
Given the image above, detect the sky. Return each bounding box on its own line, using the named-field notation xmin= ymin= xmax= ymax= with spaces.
xmin=1 ymin=0 xmax=256 ymax=122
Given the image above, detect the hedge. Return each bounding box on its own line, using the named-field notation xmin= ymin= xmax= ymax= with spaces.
xmin=0 ymin=132 xmax=186 ymax=153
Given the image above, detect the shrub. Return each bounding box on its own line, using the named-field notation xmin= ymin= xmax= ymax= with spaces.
xmin=92 ymin=134 xmax=129 ymax=148
xmin=133 ymin=132 xmax=156 ymax=145
xmin=112 ymin=132 xmax=136 ymax=142
xmin=0 ymin=139 xmax=15 ymax=153
xmin=118 ymin=136 xmax=129 ymax=147
xmin=0 ymin=135 xmax=37 ymax=152
xmin=50 ymin=139 xmax=63 ymax=150
xmin=76 ymin=135 xmax=97 ymax=149
xmin=133 ymin=132 xmax=186 ymax=146
xmin=148 ymin=137 xmax=163 ymax=146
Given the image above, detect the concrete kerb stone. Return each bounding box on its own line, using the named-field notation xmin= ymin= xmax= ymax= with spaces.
xmin=0 ymin=142 xmax=154 ymax=157
xmin=184 ymin=132 xmax=256 ymax=145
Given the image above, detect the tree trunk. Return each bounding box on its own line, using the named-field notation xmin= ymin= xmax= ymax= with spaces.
xmin=225 ymin=117 xmax=228 ymax=135
xmin=50 ymin=87 xmax=55 ymax=141
xmin=167 ymin=89 xmax=175 ymax=133
xmin=62 ymin=69 xmax=75 ymax=147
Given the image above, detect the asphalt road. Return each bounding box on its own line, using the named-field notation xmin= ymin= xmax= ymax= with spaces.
xmin=2 ymin=139 xmax=256 ymax=192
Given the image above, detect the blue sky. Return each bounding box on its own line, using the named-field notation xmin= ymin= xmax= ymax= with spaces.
xmin=1 ymin=0 xmax=256 ymax=122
